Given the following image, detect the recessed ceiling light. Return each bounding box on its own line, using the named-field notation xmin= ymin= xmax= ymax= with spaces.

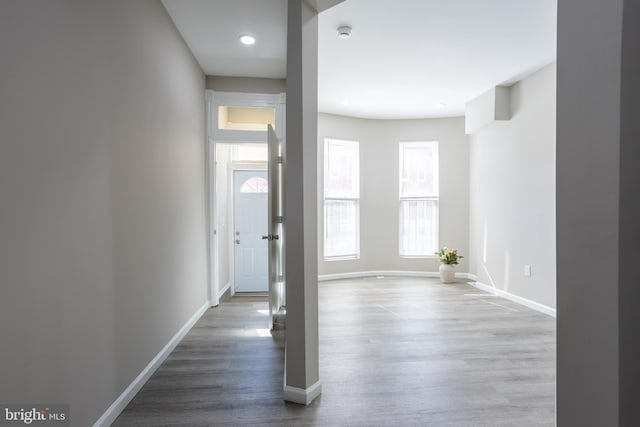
xmin=239 ymin=35 xmax=256 ymax=45
xmin=337 ymin=26 xmax=352 ymax=39
xmin=436 ymin=103 xmax=446 ymax=109
xmin=340 ymin=100 xmax=350 ymax=106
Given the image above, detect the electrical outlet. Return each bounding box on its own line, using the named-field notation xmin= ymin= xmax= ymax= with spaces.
xmin=524 ymin=265 xmax=532 ymax=277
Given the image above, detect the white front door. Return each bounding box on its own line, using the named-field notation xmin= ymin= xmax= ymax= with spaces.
xmin=233 ymin=170 xmax=268 ymax=292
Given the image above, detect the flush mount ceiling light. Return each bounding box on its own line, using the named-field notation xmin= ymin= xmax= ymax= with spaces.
xmin=337 ymin=25 xmax=352 ymax=39
xmin=239 ymin=34 xmax=256 ymax=45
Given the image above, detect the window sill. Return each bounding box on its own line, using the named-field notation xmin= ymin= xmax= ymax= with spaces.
xmin=324 ymin=255 xmax=360 ymax=262
xmin=399 ymin=255 xmax=439 ymax=259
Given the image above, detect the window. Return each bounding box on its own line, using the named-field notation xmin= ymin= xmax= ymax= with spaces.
xmin=217 ymin=106 xmax=276 ymax=131
xmin=324 ymin=138 xmax=359 ymax=259
xmin=210 ymin=92 xmax=285 ymax=142
xmin=240 ymin=177 xmax=268 ymax=193
xmin=234 ymin=143 xmax=268 ymax=161
xmin=399 ymin=141 xmax=439 ymax=256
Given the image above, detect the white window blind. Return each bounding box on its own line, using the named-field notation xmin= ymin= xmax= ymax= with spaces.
xmin=324 ymin=138 xmax=359 ymax=259
xmin=399 ymin=141 xmax=439 ymax=256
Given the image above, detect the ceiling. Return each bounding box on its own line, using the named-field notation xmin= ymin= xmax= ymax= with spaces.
xmin=162 ymin=0 xmax=557 ymax=119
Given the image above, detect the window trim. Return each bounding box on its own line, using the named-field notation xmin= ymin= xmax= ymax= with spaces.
xmin=323 ymin=138 xmax=360 ymax=260
xmin=398 ymin=141 xmax=439 ymax=258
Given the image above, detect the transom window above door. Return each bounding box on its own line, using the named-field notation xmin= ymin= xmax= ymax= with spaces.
xmin=217 ymin=106 xmax=276 ymax=131
xmin=209 ymin=91 xmax=285 ymax=142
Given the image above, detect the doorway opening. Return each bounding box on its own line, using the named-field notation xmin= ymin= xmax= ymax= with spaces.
xmin=212 ymin=143 xmax=268 ymax=299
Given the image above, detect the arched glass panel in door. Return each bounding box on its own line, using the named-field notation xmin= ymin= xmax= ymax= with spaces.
xmin=240 ymin=176 xmax=268 ymax=194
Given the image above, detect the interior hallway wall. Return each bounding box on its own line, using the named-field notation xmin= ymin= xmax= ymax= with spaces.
xmin=468 ymin=62 xmax=556 ymax=309
xmin=206 ymin=76 xmax=286 ymax=94
xmin=0 ymin=1 xmax=207 ymax=425
xmin=317 ymin=114 xmax=469 ymax=276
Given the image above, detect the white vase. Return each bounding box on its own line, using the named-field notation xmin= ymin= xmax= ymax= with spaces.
xmin=439 ymin=264 xmax=456 ymax=283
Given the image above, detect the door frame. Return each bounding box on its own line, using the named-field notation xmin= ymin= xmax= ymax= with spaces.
xmin=230 ymin=166 xmax=269 ymax=294
xmin=205 ymin=90 xmax=285 ymax=306
xmin=205 ymin=91 xmax=219 ymax=306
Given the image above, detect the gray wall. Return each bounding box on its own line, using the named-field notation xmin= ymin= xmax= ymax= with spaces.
xmin=0 ymin=1 xmax=207 ymax=426
xmin=468 ymin=63 xmax=556 ymax=309
xmin=619 ymin=2 xmax=640 ymax=424
xmin=284 ymin=0 xmax=321 ymax=397
xmin=317 ymin=114 xmax=469 ymax=276
xmin=557 ymin=0 xmax=640 ymax=424
xmin=206 ymin=76 xmax=286 ymax=94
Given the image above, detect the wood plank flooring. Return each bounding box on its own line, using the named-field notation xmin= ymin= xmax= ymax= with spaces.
xmin=113 ymin=277 xmax=555 ymax=426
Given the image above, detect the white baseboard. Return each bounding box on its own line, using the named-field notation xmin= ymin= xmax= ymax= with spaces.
xmin=318 ymin=270 xmax=436 ymax=281
xmin=283 ymin=380 xmax=322 ymax=405
xmin=92 ymin=301 xmax=210 ymax=427
xmin=318 ymin=270 xmax=475 ymax=281
xmin=218 ymin=282 xmax=231 ymax=299
xmin=467 ymin=281 xmax=556 ymax=318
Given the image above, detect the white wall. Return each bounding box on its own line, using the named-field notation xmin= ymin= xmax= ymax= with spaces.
xmin=0 ymin=1 xmax=207 ymax=425
xmin=468 ymin=63 xmax=556 ymax=309
xmin=215 ymin=144 xmax=232 ymax=297
xmin=317 ymin=114 xmax=469 ymax=276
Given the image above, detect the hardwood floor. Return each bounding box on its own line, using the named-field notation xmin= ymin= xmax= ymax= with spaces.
xmin=113 ymin=277 xmax=556 ymax=426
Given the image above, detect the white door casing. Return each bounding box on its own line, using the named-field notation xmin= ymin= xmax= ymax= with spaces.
xmin=206 ymin=90 xmax=285 ymax=303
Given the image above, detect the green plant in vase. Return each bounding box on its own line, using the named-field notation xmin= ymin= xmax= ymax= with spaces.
xmin=435 ymin=247 xmax=463 ymax=283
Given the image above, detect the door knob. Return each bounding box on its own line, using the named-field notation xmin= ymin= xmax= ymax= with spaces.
xmin=261 ymin=234 xmax=280 ymax=241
